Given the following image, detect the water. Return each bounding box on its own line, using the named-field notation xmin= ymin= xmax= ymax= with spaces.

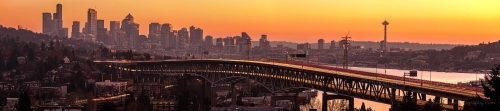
xmin=310 ymin=66 xmax=487 ymax=111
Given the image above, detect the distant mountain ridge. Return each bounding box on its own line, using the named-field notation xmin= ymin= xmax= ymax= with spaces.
xmin=252 ymin=41 xmax=463 ymax=50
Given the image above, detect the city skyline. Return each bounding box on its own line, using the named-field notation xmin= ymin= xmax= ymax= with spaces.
xmin=1 ymin=0 xmax=499 ymax=44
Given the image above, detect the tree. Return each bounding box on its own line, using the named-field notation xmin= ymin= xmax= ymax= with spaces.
xmin=7 ymin=49 xmax=22 ymax=70
xmin=177 ymin=91 xmax=192 ymax=111
xmin=40 ymin=42 xmax=46 ymax=51
xmin=17 ymin=91 xmax=31 ymax=111
xmin=136 ymin=91 xmax=153 ymax=111
xmin=397 ymin=91 xmax=418 ymax=111
xmin=360 ymin=102 xmax=366 ymax=111
xmin=0 ymin=50 xmax=5 ymax=71
xmin=470 ymin=64 xmax=500 ymax=110
xmin=421 ymin=99 xmax=443 ymax=111
xmin=99 ymin=101 xmax=117 ymax=111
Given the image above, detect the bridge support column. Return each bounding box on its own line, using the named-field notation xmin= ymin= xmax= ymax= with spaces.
xmin=420 ymin=94 xmax=426 ymax=100
xmin=447 ymin=98 xmax=452 ymax=105
xmin=412 ymin=92 xmax=418 ymax=102
xmin=211 ymin=86 xmax=216 ymax=107
xmin=294 ymin=93 xmax=299 ymax=111
xmin=322 ymin=92 xmax=327 ymax=111
xmin=390 ymin=88 xmax=396 ymax=111
xmin=453 ymin=99 xmax=458 ymax=111
xmin=435 ymin=96 xmax=441 ymax=103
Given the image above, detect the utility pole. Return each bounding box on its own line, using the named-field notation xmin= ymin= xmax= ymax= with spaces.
xmin=342 ymin=31 xmax=351 ymax=69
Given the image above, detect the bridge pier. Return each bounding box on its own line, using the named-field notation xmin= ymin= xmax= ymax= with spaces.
xmin=390 ymin=88 xmax=396 ymax=111
xmin=453 ymin=99 xmax=458 ymax=111
xmin=322 ymin=92 xmax=354 ymax=111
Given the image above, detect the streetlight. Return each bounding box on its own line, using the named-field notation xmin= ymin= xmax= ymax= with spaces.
xmin=404 ymin=70 xmax=418 ymax=86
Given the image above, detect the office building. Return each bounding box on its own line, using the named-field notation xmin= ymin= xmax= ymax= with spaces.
xmin=161 ymin=23 xmax=172 ymax=48
xmin=205 ymin=35 xmax=213 ymax=46
xmin=178 ymin=28 xmax=189 ymax=48
xmin=318 ymin=39 xmax=325 ymax=50
xmin=42 ymin=12 xmax=53 ymax=35
xmin=71 ymin=21 xmax=80 ymax=39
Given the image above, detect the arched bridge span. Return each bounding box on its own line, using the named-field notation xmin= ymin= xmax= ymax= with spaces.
xmin=94 ymin=59 xmax=485 ymax=110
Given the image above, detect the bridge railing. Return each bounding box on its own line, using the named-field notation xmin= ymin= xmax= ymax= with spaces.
xmin=257 ymin=59 xmax=483 ymax=93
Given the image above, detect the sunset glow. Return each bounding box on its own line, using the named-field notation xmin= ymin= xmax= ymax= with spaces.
xmin=1 ymin=0 xmax=499 ymax=44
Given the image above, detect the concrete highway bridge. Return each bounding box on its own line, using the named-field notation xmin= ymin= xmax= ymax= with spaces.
xmin=94 ymin=59 xmax=486 ymax=111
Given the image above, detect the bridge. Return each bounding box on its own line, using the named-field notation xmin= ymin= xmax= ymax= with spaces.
xmin=94 ymin=59 xmax=486 ymax=111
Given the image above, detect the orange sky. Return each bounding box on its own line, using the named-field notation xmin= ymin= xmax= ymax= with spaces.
xmin=0 ymin=0 xmax=499 ymax=44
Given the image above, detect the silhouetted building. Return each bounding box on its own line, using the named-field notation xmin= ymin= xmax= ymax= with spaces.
xmin=169 ymin=30 xmax=178 ymax=48
xmin=259 ymin=34 xmax=271 ymax=50
xmin=205 ymin=35 xmax=213 ymax=46
xmin=238 ymin=32 xmax=251 ymax=52
xmin=85 ymin=8 xmax=97 ymax=42
xmin=318 ymin=39 xmax=325 ymax=50
xmin=71 ymin=21 xmax=80 ymax=39
xmin=330 ymin=40 xmax=336 ymax=49
xmin=189 ymin=26 xmax=204 ymax=45
xmin=42 ymin=12 xmax=53 ymax=35
xmin=224 ymin=37 xmax=235 ymax=46
xmin=216 ymin=37 xmax=224 ymax=47
xmin=297 ymin=43 xmax=311 ymax=50
xmin=109 ymin=21 xmax=121 ymax=45
xmin=121 ymin=14 xmax=139 ymax=48
xmin=148 ymin=23 xmax=161 ymax=42
xmin=161 ymin=23 xmax=172 ymax=48
xmin=178 ymin=28 xmax=189 ymax=48
xmin=97 ymin=20 xmax=108 ymax=43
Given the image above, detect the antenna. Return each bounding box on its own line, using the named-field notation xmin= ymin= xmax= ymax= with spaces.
xmin=342 ymin=31 xmax=351 ymax=69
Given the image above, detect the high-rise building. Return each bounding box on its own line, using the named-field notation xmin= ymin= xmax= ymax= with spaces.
xmin=178 ymin=28 xmax=189 ymax=48
xmin=169 ymin=30 xmax=178 ymax=48
xmin=238 ymin=32 xmax=251 ymax=52
xmin=297 ymin=43 xmax=311 ymax=50
xmin=205 ymin=36 xmax=213 ymax=46
xmin=215 ymin=37 xmax=224 ymax=47
xmin=223 ymin=37 xmax=235 ymax=46
xmin=330 ymin=40 xmax=336 ymax=49
xmin=58 ymin=28 xmax=68 ymax=38
xmin=42 ymin=13 xmax=53 ymax=35
xmin=96 ymin=20 xmax=107 ymax=43
xmin=318 ymin=39 xmax=325 ymax=50
xmin=121 ymin=14 xmax=139 ymax=48
xmin=86 ymin=9 xmax=97 ymax=42
xmin=259 ymin=34 xmax=270 ymax=50
xmin=148 ymin=23 xmax=161 ymax=42
xmin=109 ymin=21 xmax=121 ymax=45
xmin=55 ymin=4 xmax=62 ymax=20
xmin=71 ymin=21 xmax=80 ymax=39
xmin=160 ymin=23 xmax=172 ymax=48
xmin=189 ymin=26 xmax=204 ymax=45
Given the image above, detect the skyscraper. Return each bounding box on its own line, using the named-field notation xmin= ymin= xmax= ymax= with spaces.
xmin=71 ymin=21 xmax=80 ymax=39
xmin=259 ymin=34 xmax=270 ymax=50
xmin=330 ymin=40 xmax=336 ymax=50
xmin=160 ymin=23 xmax=172 ymax=48
xmin=121 ymin=14 xmax=139 ymax=48
xmin=42 ymin=12 xmax=53 ymax=35
xmin=169 ymin=30 xmax=178 ymax=48
xmin=86 ymin=9 xmax=97 ymax=42
xmin=178 ymin=28 xmax=189 ymax=48
xmin=109 ymin=21 xmax=121 ymax=45
xmin=55 ymin=4 xmax=62 ymax=20
xmin=189 ymin=26 xmax=204 ymax=45
xmin=148 ymin=23 xmax=161 ymax=42
xmin=318 ymin=39 xmax=325 ymax=50
xmin=205 ymin=35 xmax=213 ymax=46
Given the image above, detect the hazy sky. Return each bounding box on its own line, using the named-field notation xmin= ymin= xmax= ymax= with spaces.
xmin=1 ymin=0 xmax=499 ymax=44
